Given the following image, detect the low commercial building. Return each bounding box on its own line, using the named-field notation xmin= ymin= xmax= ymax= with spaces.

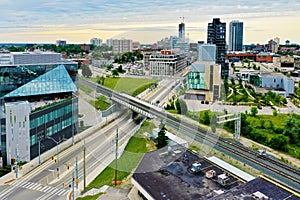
xmin=148 ymin=50 xmax=187 ymax=76
xmin=131 ymin=147 xmax=299 ymax=200
xmin=185 ymin=61 xmax=221 ymax=101
xmin=248 ymin=72 xmax=294 ymax=97
xmin=0 ymin=52 xmax=78 ymax=165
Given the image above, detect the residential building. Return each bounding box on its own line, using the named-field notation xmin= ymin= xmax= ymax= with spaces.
xmin=90 ymin=38 xmax=103 ymax=46
xmin=106 ymin=39 xmax=113 ymax=47
xmin=56 ymin=40 xmax=66 ymax=47
xmin=207 ymin=18 xmax=228 ymax=78
xmin=185 ymin=61 xmax=221 ymax=101
xmin=228 ymin=20 xmax=243 ymax=52
xmin=268 ymin=37 xmax=280 ymax=53
xmin=0 ymin=52 xmax=78 ymax=165
xmin=112 ymin=39 xmax=132 ymax=54
xmin=197 ymin=43 xmax=216 ymax=62
xmin=248 ymin=72 xmax=294 ymax=97
xmin=148 ymin=50 xmax=187 ymax=76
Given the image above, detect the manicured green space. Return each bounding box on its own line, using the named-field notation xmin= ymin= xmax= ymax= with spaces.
xmin=88 ymin=77 xmax=158 ymax=96
xmin=89 ymin=98 xmax=111 ymax=111
xmin=85 ymin=120 xmax=156 ymax=192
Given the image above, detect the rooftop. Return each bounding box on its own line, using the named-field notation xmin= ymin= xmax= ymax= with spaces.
xmin=133 ymin=147 xmax=300 ymax=200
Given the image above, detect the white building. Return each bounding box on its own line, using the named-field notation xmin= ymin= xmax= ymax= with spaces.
xmin=112 ymin=39 xmax=132 ymax=54
xmin=5 ymin=101 xmax=31 ymax=164
xmin=90 ymin=38 xmax=103 ymax=46
xmin=106 ymin=39 xmax=113 ymax=47
xmin=148 ymin=50 xmax=187 ymax=76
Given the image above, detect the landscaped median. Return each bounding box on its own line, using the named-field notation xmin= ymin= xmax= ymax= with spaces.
xmin=77 ymin=120 xmax=156 ymax=200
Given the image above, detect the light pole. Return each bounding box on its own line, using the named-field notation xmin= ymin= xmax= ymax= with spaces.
xmin=46 ymin=135 xmax=67 ymax=178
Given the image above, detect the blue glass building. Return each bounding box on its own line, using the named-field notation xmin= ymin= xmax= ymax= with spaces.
xmin=0 ymin=52 xmax=78 ymax=165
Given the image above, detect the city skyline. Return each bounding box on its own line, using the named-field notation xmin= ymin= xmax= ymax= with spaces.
xmin=0 ymin=0 xmax=299 ymax=44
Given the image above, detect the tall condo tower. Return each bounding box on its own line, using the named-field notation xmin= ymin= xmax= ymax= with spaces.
xmin=207 ymin=18 xmax=228 ymax=78
xmin=179 ymin=17 xmax=185 ymax=41
xmin=229 ymin=20 xmax=243 ymax=51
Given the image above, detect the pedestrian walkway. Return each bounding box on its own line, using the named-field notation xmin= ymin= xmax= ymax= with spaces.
xmin=10 ymin=181 xmax=69 ymax=196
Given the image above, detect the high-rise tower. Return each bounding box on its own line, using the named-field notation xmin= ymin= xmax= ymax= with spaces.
xmin=179 ymin=23 xmax=185 ymax=40
xmin=207 ymin=18 xmax=228 ymax=78
xmin=229 ymin=20 xmax=243 ymax=51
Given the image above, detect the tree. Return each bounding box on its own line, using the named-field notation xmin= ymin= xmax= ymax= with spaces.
xmin=117 ymin=65 xmax=123 ymax=73
xmin=202 ymin=111 xmax=210 ymax=125
xmin=269 ymin=134 xmax=288 ymax=152
xmin=112 ymin=69 xmax=119 ymax=77
xmin=250 ymin=107 xmax=258 ymax=117
xmin=81 ymin=64 xmax=92 ymax=78
xmin=155 ymin=125 xmax=169 ymax=149
xmin=238 ymin=78 xmax=243 ymax=86
xmin=230 ymin=77 xmax=235 ymax=86
xmin=178 ymin=100 xmax=188 ymax=115
xmin=224 ymin=78 xmax=229 ymax=97
xmin=283 ymin=115 xmax=300 ymax=144
xmin=211 ymin=114 xmax=218 ymax=133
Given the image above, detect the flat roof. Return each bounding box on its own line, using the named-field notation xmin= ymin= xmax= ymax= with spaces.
xmin=133 ymin=147 xmax=300 ymax=199
xmin=133 ymin=147 xmax=244 ymax=199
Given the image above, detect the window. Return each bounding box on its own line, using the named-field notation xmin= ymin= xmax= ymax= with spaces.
xmin=30 ymin=134 xmax=37 ymax=146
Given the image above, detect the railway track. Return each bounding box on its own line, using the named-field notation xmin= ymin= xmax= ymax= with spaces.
xmin=79 ymin=78 xmax=300 ymax=189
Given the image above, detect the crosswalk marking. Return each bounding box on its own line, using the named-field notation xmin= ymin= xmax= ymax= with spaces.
xmin=10 ymin=181 xmax=68 ymax=196
xmin=31 ymin=184 xmax=40 ymax=190
xmin=43 ymin=186 xmax=52 ymax=193
xmin=26 ymin=182 xmax=35 ymax=188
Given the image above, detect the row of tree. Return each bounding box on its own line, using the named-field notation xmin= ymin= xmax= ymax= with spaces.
xmin=114 ymin=52 xmax=143 ymax=64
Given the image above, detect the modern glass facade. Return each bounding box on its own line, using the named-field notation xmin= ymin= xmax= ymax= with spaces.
xmin=187 ymin=72 xmax=205 ymax=90
xmin=0 ymin=62 xmax=77 ymax=97
xmin=0 ymin=53 xmax=78 ymax=165
xmin=229 ymin=20 xmax=243 ymax=51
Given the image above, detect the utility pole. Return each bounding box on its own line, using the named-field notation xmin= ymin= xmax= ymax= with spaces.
xmin=114 ymin=129 xmax=118 ymax=186
xmin=72 ymin=172 xmax=75 ymax=200
xmin=76 ymin=156 xmax=78 ymax=189
xmin=38 ymin=140 xmax=41 ymax=165
xmin=83 ymin=140 xmax=86 ymax=192
xmin=15 ymin=146 xmax=19 ymax=179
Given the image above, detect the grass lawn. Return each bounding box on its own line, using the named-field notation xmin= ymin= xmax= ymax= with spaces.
xmin=247 ymin=114 xmax=288 ymax=129
xmin=89 ymin=99 xmax=111 ymax=111
xmin=85 ymin=120 xmax=156 ymax=192
xmin=88 ymin=77 xmax=158 ymax=96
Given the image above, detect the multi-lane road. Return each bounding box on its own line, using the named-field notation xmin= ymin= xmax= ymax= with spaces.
xmin=0 ymin=112 xmax=138 ymax=200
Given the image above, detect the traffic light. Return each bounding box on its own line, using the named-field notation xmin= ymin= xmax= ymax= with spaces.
xmin=11 ymin=158 xmax=16 ymax=165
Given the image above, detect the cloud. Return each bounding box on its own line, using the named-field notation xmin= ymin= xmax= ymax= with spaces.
xmin=0 ymin=0 xmax=299 ymax=43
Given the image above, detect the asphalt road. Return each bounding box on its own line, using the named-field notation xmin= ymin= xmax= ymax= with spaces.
xmin=0 ymin=113 xmax=136 ymax=200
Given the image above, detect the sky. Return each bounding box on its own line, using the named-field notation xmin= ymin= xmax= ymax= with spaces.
xmin=0 ymin=0 xmax=299 ymax=45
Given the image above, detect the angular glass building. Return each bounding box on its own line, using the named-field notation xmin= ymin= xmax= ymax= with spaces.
xmin=0 ymin=52 xmax=78 ymax=165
